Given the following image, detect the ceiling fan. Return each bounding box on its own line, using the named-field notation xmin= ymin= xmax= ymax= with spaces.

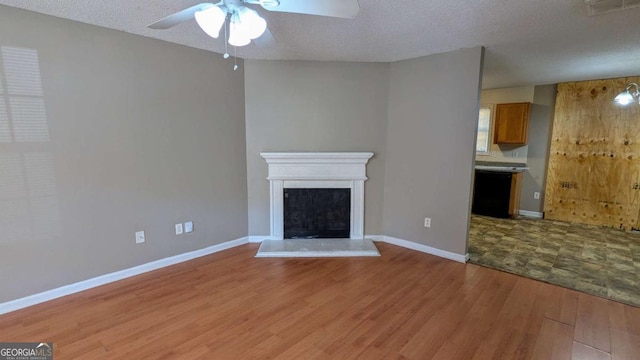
xmin=148 ymin=0 xmax=360 ymax=48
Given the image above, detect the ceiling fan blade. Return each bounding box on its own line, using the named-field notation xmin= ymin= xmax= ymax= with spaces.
xmin=148 ymin=3 xmax=214 ymax=29
xmin=261 ymin=0 xmax=360 ymax=19
xmin=253 ymin=27 xmax=276 ymax=48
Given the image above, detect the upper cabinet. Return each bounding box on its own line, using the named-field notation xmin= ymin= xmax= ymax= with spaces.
xmin=493 ymin=102 xmax=531 ymax=145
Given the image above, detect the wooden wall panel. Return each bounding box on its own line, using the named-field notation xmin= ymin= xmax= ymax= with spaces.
xmin=544 ymin=76 xmax=640 ymax=230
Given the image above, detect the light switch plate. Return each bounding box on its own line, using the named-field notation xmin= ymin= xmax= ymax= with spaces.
xmin=135 ymin=230 xmax=145 ymax=244
xmin=184 ymin=221 xmax=193 ymax=233
xmin=175 ymin=223 xmax=183 ymax=235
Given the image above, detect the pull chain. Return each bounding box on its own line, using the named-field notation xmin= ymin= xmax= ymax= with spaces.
xmin=234 ymin=45 xmax=238 ymax=71
xmin=223 ymin=16 xmax=229 ymax=59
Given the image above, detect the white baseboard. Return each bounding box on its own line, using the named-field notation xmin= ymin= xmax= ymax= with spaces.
xmin=519 ymin=210 xmax=543 ymax=219
xmin=0 ymin=236 xmax=249 ymax=315
xmin=248 ymin=235 xmax=285 ymax=243
xmin=248 ymin=236 xmax=267 ymax=243
xmin=382 ymin=236 xmax=468 ymax=263
xmin=365 ymin=234 xmax=385 ymax=242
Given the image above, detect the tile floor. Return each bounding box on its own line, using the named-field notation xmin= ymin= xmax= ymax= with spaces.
xmin=468 ymin=215 xmax=640 ymax=307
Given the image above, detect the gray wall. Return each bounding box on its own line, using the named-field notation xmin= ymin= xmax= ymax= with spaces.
xmin=244 ymin=60 xmax=389 ymax=236
xmin=1 ymin=7 xmax=486 ymax=303
xmin=520 ymin=84 xmax=556 ymax=213
xmin=0 ymin=6 xmax=248 ymax=302
xmin=384 ymin=47 xmax=485 ymax=255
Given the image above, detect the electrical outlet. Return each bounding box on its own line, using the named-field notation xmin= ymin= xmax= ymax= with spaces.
xmin=135 ymin=230 xmax=145 ymax=244
xmin=424 ymin=217 xmax=431 ymax=228
xmin=175 ymin=223 xmax=183 ymax=235
xmin=534 ymin=192 xmax=540 ymax=199
xmin=184 ymin=221 xmax=193 ymax=233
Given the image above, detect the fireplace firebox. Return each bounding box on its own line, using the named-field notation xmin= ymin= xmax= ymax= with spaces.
xmin=283 ymin=188 xmax=351 ymax=239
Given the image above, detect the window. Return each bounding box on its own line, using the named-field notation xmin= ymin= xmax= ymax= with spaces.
xmin=0 ymin=47 xmax=60 ymax=243
xmin=476 ymin=106 xmax=491 ymax=153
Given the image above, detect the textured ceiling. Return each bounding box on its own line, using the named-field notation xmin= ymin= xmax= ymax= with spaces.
xmin=1 ymin=0 xmax=639 ymax=89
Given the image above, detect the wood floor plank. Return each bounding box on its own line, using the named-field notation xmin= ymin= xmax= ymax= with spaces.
xmin=0 ymin=243 xmax=637 ymax=359
xmin=431 ymin=269 xmax=518 ymax=359
xmin=544 ymin=287 xmax=579 ymax=326
xmin=399 ymin=264 xmax=493 ymax=359
xmin=531 ymin=318 xmax=574 ymax=360
xmin=572 ymin=341 xmax=611 ymax=360
xmin=608 ymin=301 xmax=640 ymax=360
xmin=609 ymin=329 xmax=640 ymax=360
xmin=574 ymin=294 xmax=612 ymax=353
xmin=471 ymin=277 xmax=544 ymax=359
xmin=372 ymin=264 xmax=470 ymax=354
xmin=608 ymin=300 xmax=640 ymax=336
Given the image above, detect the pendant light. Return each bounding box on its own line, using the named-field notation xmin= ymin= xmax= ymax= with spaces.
xmin=614 ymin=83 xmax=640 ymax=106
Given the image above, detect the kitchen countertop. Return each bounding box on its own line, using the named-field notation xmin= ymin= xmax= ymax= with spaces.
xmin=475 ymin=161 xmax=528 ymax=173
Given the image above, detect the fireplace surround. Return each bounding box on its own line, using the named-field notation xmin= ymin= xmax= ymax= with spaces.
xmin=261 ymin=152 xmax=374 ymax=240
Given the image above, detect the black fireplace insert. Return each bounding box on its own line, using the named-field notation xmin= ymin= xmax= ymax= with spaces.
xmin=283 ymin=188 xmax=351 ymax=239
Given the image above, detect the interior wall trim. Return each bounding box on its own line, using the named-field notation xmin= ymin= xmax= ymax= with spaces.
xmin=248 ymin=235 xmax=276 ymax=243
xmin=0 ymin=237 xmax=249 ymax=315
xmin=364 ymin=234 xmax=385 ymax=242
xmin=382 ymin=236 xmax=469 ymax=263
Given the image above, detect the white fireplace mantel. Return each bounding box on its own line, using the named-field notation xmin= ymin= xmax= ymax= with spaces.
xmin=261 ymin=152 xmax=374 ymax=239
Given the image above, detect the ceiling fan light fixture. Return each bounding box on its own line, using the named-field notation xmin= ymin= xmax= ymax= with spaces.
xmin=614 ymin=83 xmax=640 ymax=106
xmin=194 ymin=5 xmax=226 ymax=38
xmin=228 ymin=13 xmax=251 ymax=47
xmin=237 ymin=7 xmax=267 ymax=40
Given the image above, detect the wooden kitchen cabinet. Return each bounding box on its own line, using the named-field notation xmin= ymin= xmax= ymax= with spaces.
xmin=494 ymin=102 xmax=531 ymax=145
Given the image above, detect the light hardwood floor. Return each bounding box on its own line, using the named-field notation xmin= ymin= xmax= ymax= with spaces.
xmin=0 ymin=243 xmax=638 ymax=359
